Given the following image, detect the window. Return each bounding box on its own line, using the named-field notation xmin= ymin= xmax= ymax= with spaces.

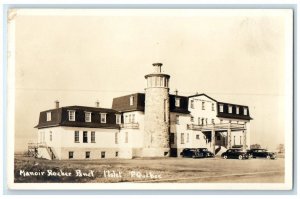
xmin=196 ymin=134 xmax=200 ymax=139
xmin=100 ymin=113 xmax=107 ymax=123
xmin=125 ymin=115 xmax=128 ymax=123
xmin=125 ymin=132 xmax=128 ymax=143
xmin=116 ymin=114 xmax=121 ymax=124
xmin=101 ymin=151 xmax=105 ymax=158
xmin=219 ymin=104 xmax=224 ymax=112
xmin=211 ymin=119 xmax=215 ymax=124
xmin=198 ymin=117 xmax=201 ymax=125
xmin=130 ymin=96 xmax=134 ymax=106
xmin=91 ymin=131 xmax=95 ymax=143
xmin=74 ymin=131 xmax=79 ymax=143
xmin=212 ymin=103 xmax=215 ymax=111
xmin=115 ymin=132 xmax=118 ymax=144
xmin=170 ymin=133 xmax=175 ymax=144
xmin=175 ymin=98 xmax=180 ymax=107
xmin=190 ymin=100 xmax=194 ymax=109
xmin=234 ymin=136 xmax=236 ymax=145
xmin=68 ymin=110 xmax=75 ymax=121
xmin=187 ymin=133 xmax=189 ymax=143
xmin=85 ymin=151 xmax=90 ymax=159
xmin=228 ymin=105 xmax=233 ymax=113
xmin=132 ymin=114 xmax=135 ymax=123
xmin=69 ymin=151 xmax=74 ymax=159
xmin=49 ymin=131 xmax=52 ymax=141
xmin=176 ymin=115 xmax=180 ymax=124
xmin=190 ymin=116 xmax=194 ymax=122
xmin=115 ymin=151 xmax=118 ymax=157
xmin=46 ymin=112 xmax=51 ymax=121
xmin=85 ymin=112 xmax=91 ymax=122
xmin=236 ymin=106 xmax=240 ymax=114
xmin=243 ymin=107 xmax=248 ymax=115
xmin=129 ymin=114 xmax=132 ymax=123
xmin=180 ymin=133 xmax=184 ymax=144
xmin=205 ymin=118 xmax=208 ymax=125
xmin=202 ymin=102 xmax=205 ymax=110
xmin=164 ymin=99 xmax=167 ymax=122
xmin=83 ymin=131 xmax=88 ymax=143
xmin=201 ymin=118 xmax=204 ymax=125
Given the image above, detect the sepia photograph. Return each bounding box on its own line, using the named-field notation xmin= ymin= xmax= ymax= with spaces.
xmin=6 ymin=8 xmax=293 ymax=190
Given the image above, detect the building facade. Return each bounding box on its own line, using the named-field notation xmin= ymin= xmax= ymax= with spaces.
xmin=34 ymin=63 xmax=252 ymax=160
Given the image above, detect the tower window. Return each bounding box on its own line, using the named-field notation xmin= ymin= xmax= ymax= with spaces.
xmin=228 ymin=105 xmax=233 ymax=113
xmin=130 ymin=96 xmax=134 ymax=106
xmin=68 ymin=110 xmax=76 ymax=121
xmin=46 ymin=112 xmax=51 ymax=121
xmin=175 ymin=98 xmax=180 ymax=107
xmin=100 ymin=113 xmax=107 ymax=123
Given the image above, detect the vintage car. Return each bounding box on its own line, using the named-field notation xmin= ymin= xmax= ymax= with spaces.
xmin=221 ymin=148 xmax=249 ymax=160
xmin=197 ymin=148 xmax=215 ymax=158
xmin=247 ymin=149 xmax=277 ymax=159
xmin=180 ymin=148 xmax=214 ymax=158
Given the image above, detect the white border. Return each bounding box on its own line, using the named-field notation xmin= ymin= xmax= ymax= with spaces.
xmin=6 ymin=8 xmax=294 ymax=191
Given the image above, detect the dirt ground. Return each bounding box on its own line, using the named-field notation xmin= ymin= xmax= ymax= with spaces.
xmin=14 ymin=155 xmax=284 ymax=183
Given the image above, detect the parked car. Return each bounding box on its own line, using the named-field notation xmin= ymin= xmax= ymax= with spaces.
xmin=247 ymin=149 xmax=277 ymax=159
xmin=180 ymin=148 xmax=202 ymax=158
xmin=197 ymin=148 xmax=215 ymax=158
xmin=221 ymin=149 xmax=249 ymax=160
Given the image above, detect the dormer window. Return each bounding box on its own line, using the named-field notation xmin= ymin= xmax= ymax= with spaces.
xmin=100 ymin=113 xmax=107 ymax=123
xmin=228 ymin=105 xmax=233 ymax=113
xmin=46 ymin=112 xmax=51 ymax=121
xmin=236 ymin=106 xmax=240 ymax=114
xmin=130 ymin=96 xmax=134 ymax=106
xmin=85 ymin=112 xmax=91 ymax=122
xmin=219 ymin=104 xmax=224 ymax=112
xmin=115 ymin=114 xmax=121 ymax=124
xmin=243 ymin=107 xmax=248 ymax=115
xmin=68 ymin=110 xmax=76 ymax=121
xmin=175 ymin=98 xmax=180 ymax=107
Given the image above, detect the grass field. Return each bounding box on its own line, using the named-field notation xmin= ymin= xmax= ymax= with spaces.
xmin=14 ymin=155 xmax=285 ymax=183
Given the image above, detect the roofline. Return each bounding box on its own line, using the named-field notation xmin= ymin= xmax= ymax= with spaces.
xmin=35 ymin=124 xmax=121 ymax=130
xmin=112 ymin=92 xmax=145 ymax=99
xmin=188 ymin=93 xmax=218 ymax=102
xmin=217 ymin=101 xmax=249 ymax=108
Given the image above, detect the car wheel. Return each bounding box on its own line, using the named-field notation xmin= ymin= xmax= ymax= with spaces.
xmin=223 ymin=155 xmax=227 ymax=159
xmin=192 ymin=155 xmax=196 ymax=159
xmin=266 ymin=155 xmax=271 ymax=159
xmin=238 ymin=155 xmax=243 ymax=160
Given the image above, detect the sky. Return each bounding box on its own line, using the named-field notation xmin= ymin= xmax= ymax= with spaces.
xmin=10 ymin=9 xmax=292 ymax=152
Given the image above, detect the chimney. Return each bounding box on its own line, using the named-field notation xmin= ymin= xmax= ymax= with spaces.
xmin=55 ymin=100 xmax=59 ymax=109
xmin=95 ymin=100 xmax=100 ymax=108
xmin=175 ymin=89 xmax=178 ymax=96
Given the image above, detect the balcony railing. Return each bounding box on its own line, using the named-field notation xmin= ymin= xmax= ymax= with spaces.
xmin=120 ymin=122 xmax=139 ymax=129
xmin=187 ymin=123 xmax=246 ymax=131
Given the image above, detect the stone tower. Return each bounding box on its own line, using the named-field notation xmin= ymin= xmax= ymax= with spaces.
xmin=143 ymin=63 xmax=170 ymax=157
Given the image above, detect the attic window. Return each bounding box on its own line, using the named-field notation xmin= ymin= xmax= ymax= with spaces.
xmin=100 ymin=113 xmax=107 ymax=123
xmin=130 ymin=96 xmax=134 ymax=106
xmin=68 ymin=110 xmax=76 ymax=121
xmin=175 ymin=98 xmax=180 ymax=107
xmin=85 ymin=112 xmax=91 ymax=122
xmin=219 ymin=104 xmax=224 ymax=112
xmin=243 ymin=107 xmax=248 ymax=115
xmin=46 ymin=112 xmax=51 ymax=121
xmin=228 ymin=105 xmax=233 ymax=114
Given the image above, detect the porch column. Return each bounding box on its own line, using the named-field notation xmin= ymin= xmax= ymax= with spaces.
xmin=243 ymin=122 xmax=247 ymax=150
xmin=227 ymin=122 xmax=232 ymax=149
xmin=211 ymin=125 xmax=215 ymax=155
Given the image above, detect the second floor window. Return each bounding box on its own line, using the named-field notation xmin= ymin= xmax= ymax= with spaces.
xmin=202 ymin=102 xmax=205 ymax=110
xmin=176 ymin=115 xmax=180 ymax=124
xmin=85 ymin=112 xmax=91 ymax=122
xmin=196 ymin=134 xmax=200 ymax=139
xmin=68 ymin=110 xmax=75 ymax=121
xmin=100 ymin=113 xmax=107 ymax=123
xmin=83 ymin=131 xmax=88 ymax=143
xmin=91 ymin=131 xmax=95 ymax=143
xmin=74 ymin=131 xmax=79 ymax=143
xmin=180 ymin=133 xmax=184 ymax=144
xmin=190 ymin=100 xmax=194 ymax=109
xmin=191 ymin=116 xmax=194 ymax=122
xmin=212 ymin=103 xmax=215 ymax=111
xmin=49 ymin=131 xmax=52 ymax=141
xmin=46 ymin=112 xmax=51 ymax=121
